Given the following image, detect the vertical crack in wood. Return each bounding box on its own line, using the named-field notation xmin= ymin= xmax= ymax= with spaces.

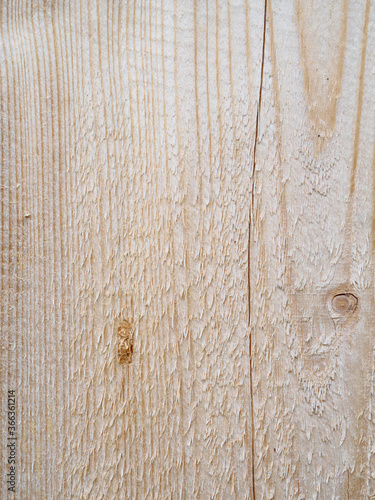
xmin=248 ymin=2 xmax=268 ymax=498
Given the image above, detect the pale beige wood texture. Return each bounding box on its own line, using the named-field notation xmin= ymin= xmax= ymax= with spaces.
xmin=1 ymin=1 xmax=375 ymax=499
xmin=250 ymin=0 xmax=375 ymax=498
xmin=1 ymin=1 xmax=263 ymax=498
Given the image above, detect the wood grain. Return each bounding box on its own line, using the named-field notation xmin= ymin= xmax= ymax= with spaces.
xmin=250 ymin=0 xmax=375 ymax=497
xmin=1 ymin=1 xmax=374 ymax=499
xmin=0 ymin=1 xmax=263 ymax=498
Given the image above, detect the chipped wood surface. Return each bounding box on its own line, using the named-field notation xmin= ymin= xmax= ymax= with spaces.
xmin=1 ymin=1 xmax=374 ymax=499
xmin=250 ymin=0 xmax=375 ymax=498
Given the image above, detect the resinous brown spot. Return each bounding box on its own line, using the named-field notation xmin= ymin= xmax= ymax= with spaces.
xmin=118 ymin=320 xmax=134 ymax=364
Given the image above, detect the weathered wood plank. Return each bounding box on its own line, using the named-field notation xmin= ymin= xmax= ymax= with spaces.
xmin=250 ymin=0 xmax=375 ymax=497
xmin=2 ymin=0 xmax=375 ymax=498
xmin=1 ymin=1 xmax=265 ymax=498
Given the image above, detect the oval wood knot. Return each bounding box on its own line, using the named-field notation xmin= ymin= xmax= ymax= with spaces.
xmin=331 ymin=293 xmax=357 ymax=315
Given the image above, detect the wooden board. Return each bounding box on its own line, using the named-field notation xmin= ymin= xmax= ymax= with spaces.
xmin=250 ymin=0 xmax=375 ymax=497
xmin=1 ymin=1 xmax=374 ymax=499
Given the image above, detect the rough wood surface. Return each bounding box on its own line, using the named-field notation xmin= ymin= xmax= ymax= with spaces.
xmin=250 ymin=0 xmax=375 ymax=498
xmin=1 ymin=1 xmax=374 ymax=499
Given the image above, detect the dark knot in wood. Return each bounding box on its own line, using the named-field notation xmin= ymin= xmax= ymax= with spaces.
xmin=331 ymin=293 xmax=358 ymax=315
xmin=118 ymin=320 xmax=134 ymax=364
